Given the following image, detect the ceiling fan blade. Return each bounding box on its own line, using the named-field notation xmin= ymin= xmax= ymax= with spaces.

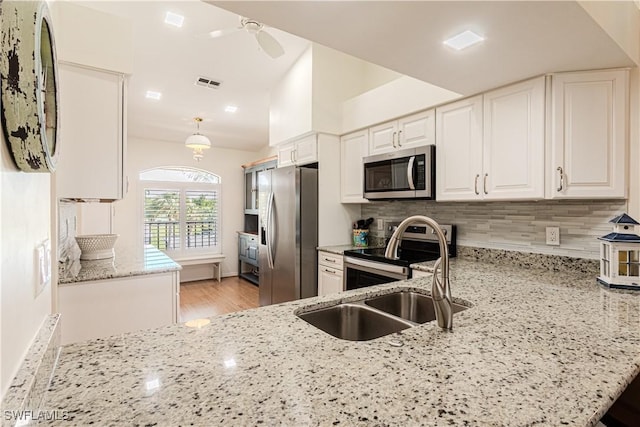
xmin=208 ymin=27 xmax=240 ymax=39
xmin=255 ymin=30 xmax=285 ymax=59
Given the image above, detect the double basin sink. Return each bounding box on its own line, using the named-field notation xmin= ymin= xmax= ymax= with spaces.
xmin=297 ymin=290 xmax=468 ymax=341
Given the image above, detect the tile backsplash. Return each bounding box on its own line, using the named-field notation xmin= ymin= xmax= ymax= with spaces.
xmin=362 ymin=199 xmax=627 ymax=260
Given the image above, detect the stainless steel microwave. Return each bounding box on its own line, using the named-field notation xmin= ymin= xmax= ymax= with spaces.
xmin=363 ymin=145 xmax=435 ymax=200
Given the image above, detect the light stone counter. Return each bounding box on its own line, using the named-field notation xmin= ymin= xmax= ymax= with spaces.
xmin=39 ymin=259 xmax=640 ymax=426
xmin=58 ymin=245 xmax=181 ymax=285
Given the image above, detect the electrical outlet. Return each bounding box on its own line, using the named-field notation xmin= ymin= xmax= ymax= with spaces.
xmin=546 ymin=227 xmax=560 ymax=246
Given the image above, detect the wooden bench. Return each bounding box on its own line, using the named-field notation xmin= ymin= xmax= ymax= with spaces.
xmin=173 ymin=254 xmax=225 ymax=282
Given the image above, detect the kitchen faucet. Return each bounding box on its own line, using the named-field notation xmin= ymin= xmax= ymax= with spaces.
xmin=384 ymin=215 xmax=453 ymax=330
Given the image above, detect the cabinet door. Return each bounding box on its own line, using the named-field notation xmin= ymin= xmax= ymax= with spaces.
xmin=56 ymin=63 xmax=125 ymax=200
xmin=340 ymin=130 xmax=369 ymax=203
xmin=277 ymin=142 xmax=296 ymax=167
xmin=549 ymin=70 xmax=628 ymax=199
xmin=398 ymin=110 xmax=435 ymax=150
xmin=294 ymin=134 xmax=318 ymax=165
xmin=238 ymin=234 xmax=248 ymax=263
xmin=436 ymin=95 xmax=483 ymax=201
xmin=318 ymin=266 xmax=343 ymax=296
xmin=483 ymin=77 xmax=545 ymax=200
xmin=244 ymin=168 xmax=258 ymax=214
xmin=369 ymin=120 xmax=399 ymax=155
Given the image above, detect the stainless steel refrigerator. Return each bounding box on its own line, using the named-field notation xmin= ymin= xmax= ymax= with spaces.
xmin=258 ymin=166 xmax=318 ymax=306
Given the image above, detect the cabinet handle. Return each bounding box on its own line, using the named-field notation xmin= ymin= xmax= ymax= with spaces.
xmin=397 ymin=130 xmax=403 ymax=147
xmin=474 ymin=174 xmax=480 ymax=195
xmin=392 ymin=131 xmax=397 ymax=148
xmin=483 ymin=173 xmax=488 ymax=195
xmin=290 ymin=151 xmax=294 ymax=163
xmin=324 ymin=258 xmax=336 ymax=263
xmin=556 ymin=167 xmax=564 ymax=192
xmin=324 ymin=268 xmax=337 ymax=274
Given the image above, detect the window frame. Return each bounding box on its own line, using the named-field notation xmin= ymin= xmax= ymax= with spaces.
xmin=140 ymin=168 xmax=222 ymax=258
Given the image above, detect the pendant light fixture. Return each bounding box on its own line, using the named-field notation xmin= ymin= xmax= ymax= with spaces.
xmin=185 ymin=117 xmax=211 ymax=161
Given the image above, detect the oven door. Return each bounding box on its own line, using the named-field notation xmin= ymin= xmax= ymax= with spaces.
xmin=344 ymin=257 xmax=409 ymax=290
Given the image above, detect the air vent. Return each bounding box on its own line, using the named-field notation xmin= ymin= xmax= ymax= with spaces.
xmin=195 ymin=76 xmax=222 ymax=89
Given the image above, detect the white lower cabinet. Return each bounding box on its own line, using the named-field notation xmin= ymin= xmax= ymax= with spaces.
xmin=58 ymin=271 xmax=179 ymax=345
xmin=318 ymin=251 xmax=344 ymax=296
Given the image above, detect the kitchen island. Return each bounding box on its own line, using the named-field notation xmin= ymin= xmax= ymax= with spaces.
xmin=40 ymin=259 xmax=639 ymax=426
xmin=57 ymin=246 xmax=181 ymax=345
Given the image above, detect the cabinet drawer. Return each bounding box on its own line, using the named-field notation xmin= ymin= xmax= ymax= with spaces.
xmin=318 ymin=251 xmax=344 ymax=269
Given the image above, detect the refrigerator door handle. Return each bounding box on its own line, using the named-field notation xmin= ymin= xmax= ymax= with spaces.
xmin=266 ymin=192 xmax=275 ymax=269
xmin=269 ymin=192 xmax=277 ymax=267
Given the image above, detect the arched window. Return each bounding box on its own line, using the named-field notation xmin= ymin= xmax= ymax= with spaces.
xmin=140 ymin=167 xmax=221 ymax=256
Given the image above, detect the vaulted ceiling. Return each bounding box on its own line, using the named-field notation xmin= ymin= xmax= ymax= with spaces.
xmin=211 ymin=1 xmax=637 ymax=95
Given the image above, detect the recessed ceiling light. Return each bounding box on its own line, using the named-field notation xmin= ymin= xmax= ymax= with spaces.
xmin=145 ymin=91 xmax=162 ymax=100
xmin=224 ymin=105 xmax=238 ymax=113
xmin=164 ymin=12 xmax=184 ymax=28
xmin=443 ymin=30 xmax=485 ymax=51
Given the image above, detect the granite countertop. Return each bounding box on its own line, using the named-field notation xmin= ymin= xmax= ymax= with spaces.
xmin=41 ymin=259 xmax=640 ymax=426
xmin=58 ymin=245 xmax=181 ymax=285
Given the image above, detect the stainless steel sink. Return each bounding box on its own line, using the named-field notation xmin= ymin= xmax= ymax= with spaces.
xmin=297 ymin=290 xmax=471 ymax=341
xmin=364 ymin=291 xmax=468 ymax=324
xmin=297 ymin=303 xmax=412 ymax=341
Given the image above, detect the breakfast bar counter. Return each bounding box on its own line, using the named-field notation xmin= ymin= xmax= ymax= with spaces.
xmin=58 ymin=245 xmax=181 ymax=285
xmin=39 ymin=259 xmax=640 ymax=426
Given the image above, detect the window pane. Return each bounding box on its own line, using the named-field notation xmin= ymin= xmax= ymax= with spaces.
xmin=632 ymin=251 xmax=639 ymax=263
xmin=603 ymin=260 xmax=609 ymax=277
xmin=144 ymin=189 xmax=180 ymax=250
xmin=619 ymin=262 xmax=628 ymax=276
xmin=185 ymin=190 xmax=218 ymax=248
xmin=140 ymin=167 xmax=220 ymax=183
xmin=620 ymin=250 xmax=628 ymax=262
xmin=631 ymin=264 xmax=639 ymax=277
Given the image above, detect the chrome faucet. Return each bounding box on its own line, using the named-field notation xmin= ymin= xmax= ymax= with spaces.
xmin=384 ymin=215 xmax=453 ymax=330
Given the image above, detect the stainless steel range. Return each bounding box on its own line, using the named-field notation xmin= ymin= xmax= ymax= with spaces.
xmin=343 ymin=224 xmax=456 ymax=290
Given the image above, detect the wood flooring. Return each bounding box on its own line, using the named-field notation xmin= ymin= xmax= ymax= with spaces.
xmin=179 ymin=276 xmax=259 ymax=323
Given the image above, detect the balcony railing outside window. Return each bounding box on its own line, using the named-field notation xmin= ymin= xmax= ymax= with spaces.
xmin=145 ymin=220 xmax=217 ymax=250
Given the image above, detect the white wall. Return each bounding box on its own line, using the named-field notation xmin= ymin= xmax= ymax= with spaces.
xmin=111 ymin=137 xmax=257 ymax=278
xmin=0 ymin=126 xmax=52 ymax=399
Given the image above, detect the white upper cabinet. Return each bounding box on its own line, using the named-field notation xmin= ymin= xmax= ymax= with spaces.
xmin=340 ymin=130 xmax=369 ymax=203
xmin=548 ymin=69 xmax=628 ymax=199
xmin=436 ymin=77 xmax=545 ymax=202
xmin=483 ymin=77 xmax=545 ymax=200
xmin=369 ymin=121 xmax=398 ymax=155
xmin=277 ymin=134 xmax=318 ymax=167
xmin=436 ymin=95 xmax=484 ymax=201
xmin=56 ymin=63 xmax=127 ymax=201
xmin=369 ymin=110 xmax=435 ymax=155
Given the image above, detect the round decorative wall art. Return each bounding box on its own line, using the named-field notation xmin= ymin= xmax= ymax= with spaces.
xmin=0 ymin=0 xmax=59 ymax=172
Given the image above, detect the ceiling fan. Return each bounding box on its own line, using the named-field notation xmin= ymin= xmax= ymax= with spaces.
xmin=208 ymin=17 xmax=285 ymax=59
